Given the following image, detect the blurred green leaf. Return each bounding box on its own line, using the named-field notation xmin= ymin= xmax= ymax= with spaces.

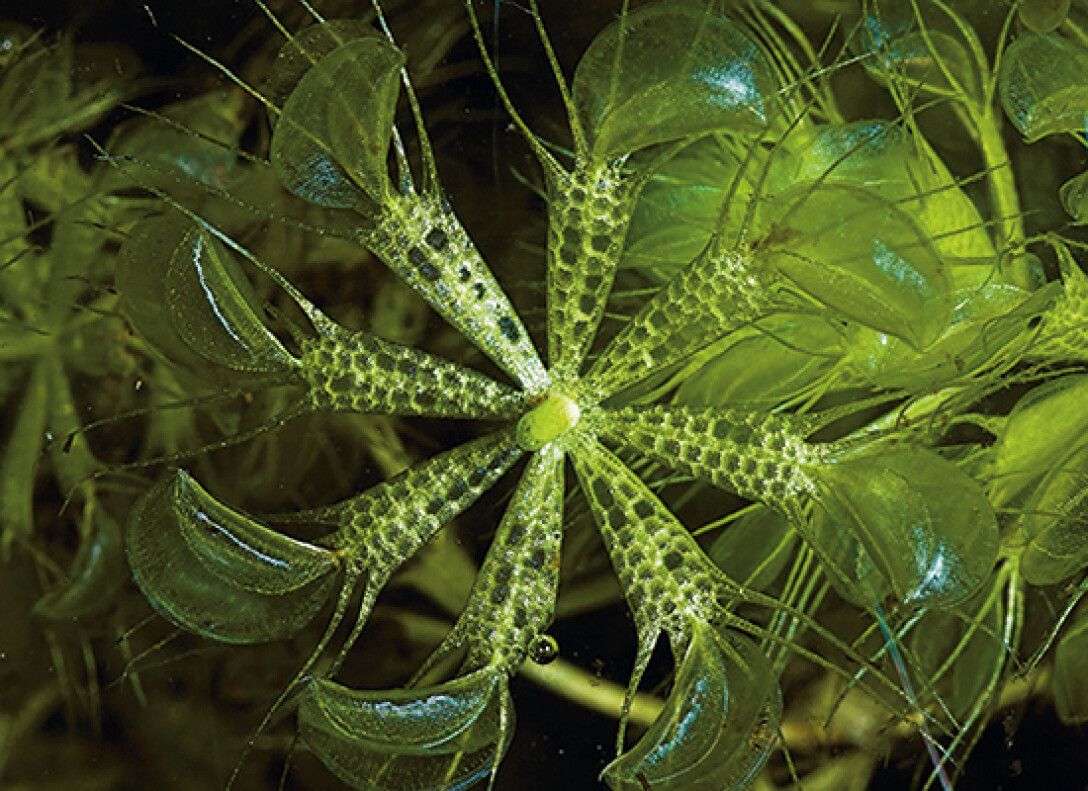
xmin=845 ymin=284 xmax=1044 ymax=391
xmin=1060 ymin=169 xmax=1088 ymax=223
xmin=104 ymin=90 xmax=246 ymax=193
xmin=1019 ymin=0 xmax=1072 ymax=33
xmin=572 ymin=1 xmax=777 ymax=158
xmin=1054 ymin=610 xmax=1088 ymax=724
xmin=817 ymin=448 xmax=999 ymax=606
xmin=991 ymin=374 xmax=1088 ymax=509
xmin=621 ymin=134 xmax=761 ymax=277
xmin=271 ymin=36 xmax=403 ymax=207
xmin=760 ymin=183 xmax=952 ymax=349
xmin=767 ymin=121 xmax=994 ymax=264
xmin=0 ymin=362 xmax=47 ymax=550
xmin=908 ymin=584 xmax=1004 ymax=720
xmin=676 ymin=315 xmax=841 ymax=408
xmin=708 ymin=505 xmax=796 ymax=590
xmin=856 ymin=0 xmax=980 ymax=102
xmin=1018 ymin=438 xmax=1088 ymax=585
xmin=999 ymin=32 xmax=1088 ymax=142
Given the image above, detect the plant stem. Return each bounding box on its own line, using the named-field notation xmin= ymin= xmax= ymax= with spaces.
xmin=974 ymin=106 xmax=1032 ymax=289
xmin=519 ymin=657 xmax=663 ymax=728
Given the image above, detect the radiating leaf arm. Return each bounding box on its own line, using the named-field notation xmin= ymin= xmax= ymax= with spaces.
xmin=580 ymin=247 xmax=772 ymax=403
xmin=567 ymin=433 xmax=781 ymax=789
xmin=589 ymin=403 xmax=822 ymax=511
xmin=323 ymin=429 xmax=524 ymax=612
xmin=601 ymin=622 xmax=781 ymax=791
xmin=363 ymin=190 xmax=549 ymax=393
xmin=418 ymin=443 xmax=565 ymax=677
xmin=568 ymin=432 xmax=748 ymax=639
xmin=545 ymin=160 xmax=636 ymax=382
xmin=298 ymin=317 xmax=525 ymax=420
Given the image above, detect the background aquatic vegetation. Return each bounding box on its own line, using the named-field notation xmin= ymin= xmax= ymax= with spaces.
xmin=3 ymin=0 xmax=1088 ymax=789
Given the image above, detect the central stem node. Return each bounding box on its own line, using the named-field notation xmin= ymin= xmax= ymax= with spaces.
xmin=516 ymin=391 xmax=581 ymax=451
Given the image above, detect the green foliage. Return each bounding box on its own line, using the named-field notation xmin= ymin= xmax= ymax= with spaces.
xmin=572 ymin=1 xmax=778 ymax=157
xmin=601 ymin=625 xmax=780 ymax=790
xmin=271 ymin=29 xmax=404 ymax=206
xmin=126 ymin=470 xmax=341 ymax=643
xmin=999 ymin=31 xmax=1088 ymax=141
xmin=816 ymin=448 xmax=998 ymax=606
xmin=299 ymin=667 xmax=514 ymax=791
xmin=5 ymin=1 xmax=1088 ymax=790
xmin=1054 ymin=608 xmax=1088 ymax=724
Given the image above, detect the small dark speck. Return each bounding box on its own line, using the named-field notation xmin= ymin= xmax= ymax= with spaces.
xmin=473 ymin=282 xmax=486 ymax=299
xmin=498 ymin=315 xmax=520 ymax=342
xmin=408 ymin=246 xmax=440 ymax=281
xmin=425 ymin=227 xmax=449 ymax=250
xmin=458 ymin=265 xmax=471 ymax=282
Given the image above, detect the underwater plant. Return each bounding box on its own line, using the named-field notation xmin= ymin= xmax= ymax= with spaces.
xmin=5 ymin=0 xmax=1088 ymax=788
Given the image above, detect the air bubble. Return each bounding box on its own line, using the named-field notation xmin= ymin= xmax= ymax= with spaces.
xmin=529 ymin=634 xmax=559 ymax=665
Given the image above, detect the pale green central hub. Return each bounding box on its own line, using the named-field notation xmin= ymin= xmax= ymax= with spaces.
xmin=516 ymin=392 xmax=581 ymax=451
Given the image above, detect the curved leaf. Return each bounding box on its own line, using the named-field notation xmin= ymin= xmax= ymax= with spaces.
xmin=572 ymin=1 xmax=777 ymax=158
xmin=271 ymin=36 xmax=403 ymax=206
xmin=170 ymin=470 xmax=338 ymax=593
xmin=999 ymin=32 xmax=1088 ymax=142
xmin=766 ymin=121 xmax=994 ymax=263
xmin=126 ymin=471 xmax=340 ymax=643
xmin=760 ymin=183 xmax=952 ymax=349
xmin=1018 ymin=439 xmax=1088 ymax=585
xmin=117 ymin=215 xmax=296 ymax=375
xmin=603 ymin=625 xmax=780 ymax=790
xmin=1054 ymin=610 xmax=1088 ymax=725
xmin=117 ymin=214 xmax=198 ymax=366
xmin=817 ymin=448 xmax=999 ymax=607
xmin=164 ymin=224 xmax=297 ymax=373
xmin=266 ymin=20 xmax=379 ymax=109
xmin=34 ymin=512 xmax=126 ymax=620
xmin=1060 ymin=170 xmax=1088 ymax=223
xmin=299 ymin=667 xmax=513 ymax=790
xmin=991 ymin=374 xmax=1088 ymax=509
xmin=855 ymin=0 xmax=979 ymax=101
xmin=1019 ymin=0 xmax=1072 ymax=33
